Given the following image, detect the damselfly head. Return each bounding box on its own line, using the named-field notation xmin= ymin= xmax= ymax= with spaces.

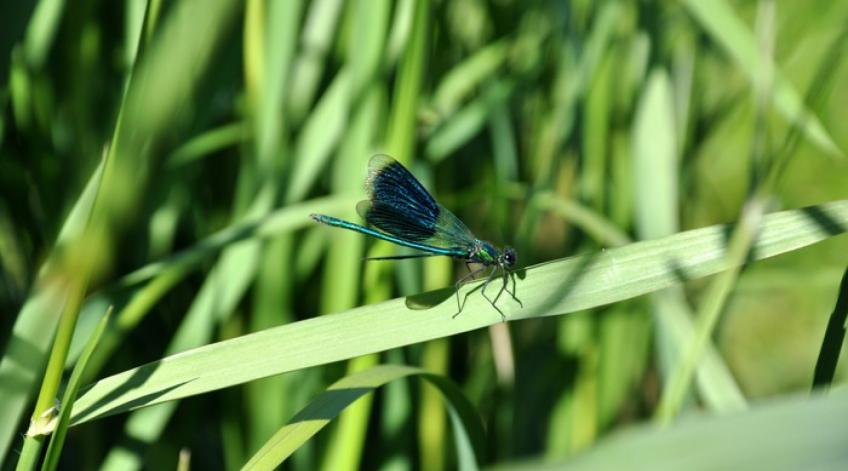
xmin=501 ymin=247 xmax=517 ymax=268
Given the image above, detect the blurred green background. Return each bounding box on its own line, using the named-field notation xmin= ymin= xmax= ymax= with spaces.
xmin=1 ymin=0 xmax=848 ymax=469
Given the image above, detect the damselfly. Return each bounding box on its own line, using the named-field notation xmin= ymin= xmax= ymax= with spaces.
xmin=311 ymin=155 xmax=522 ymax=319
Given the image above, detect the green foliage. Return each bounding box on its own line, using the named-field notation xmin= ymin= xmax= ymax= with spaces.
xmin=1 ymin=0 xmax=848 ymax=469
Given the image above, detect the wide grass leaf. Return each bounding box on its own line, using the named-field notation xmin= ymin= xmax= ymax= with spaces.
xmin=491 ymin=388 xmax=848 ymax=471
xmin=66 ymin=200 xmax=848 ymax=423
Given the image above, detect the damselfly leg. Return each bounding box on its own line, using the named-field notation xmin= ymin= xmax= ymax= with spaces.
xmin=453 ymin=265 xmax=487 ymax=316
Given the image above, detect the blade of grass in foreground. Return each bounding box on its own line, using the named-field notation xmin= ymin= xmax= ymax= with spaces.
xmin=68 ymin=200 xmax=848 ymax=423
xmin=241 ymin=365 xmax=484 ymax=471
xmin=490 ymin=388 xmax=848 ymax=471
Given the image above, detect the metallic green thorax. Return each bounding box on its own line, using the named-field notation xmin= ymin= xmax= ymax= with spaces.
xmin=470 ymin=241 xmax=500 ymax=265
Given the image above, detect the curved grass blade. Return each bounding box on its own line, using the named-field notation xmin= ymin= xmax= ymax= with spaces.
xmin=40 ymin=307 xmax=112 ymax=471
xmin=68 ymin=200 xmax=848 ymax=424
xmin=241 ymin=365 xmax=484 ymax=471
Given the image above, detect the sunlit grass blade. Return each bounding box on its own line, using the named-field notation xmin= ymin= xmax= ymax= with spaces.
xmin=68 ymin=200 xmax=848 ymax=424
xmin=241 ymin=365 xmax=485 ymax=471
xmin=812 ymin=266 xmax=848 ymax=389
xmin=419 ymin=257 xmax=453 ymax=471
xmin=40 ymin=307 xmax=111 ymax=471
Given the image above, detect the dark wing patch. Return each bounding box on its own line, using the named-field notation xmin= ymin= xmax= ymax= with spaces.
xmin=366 ymin=155 xmax=440 ymax=229
xmin=357 ymin=200 xmax=437 ymax=242
xmin=359 ymin=154 xmax=478 ymax=250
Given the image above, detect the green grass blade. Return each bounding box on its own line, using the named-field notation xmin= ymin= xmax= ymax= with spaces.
xmin=40 ymin=307 xmax=111 ymax=471
xmin=812 ymin=266 xmax=848 ymax=389
xmin=287 ymin=0 xmax=344 ymax=122
xmin=285 ymin=69 xmax=350 ymax=204
xmin=0 ymin=158 xmax=103 ymax=462
xmin=317 ymin=31 xmax=387 ymax=469
xmin=68 ymin=200 xmax=848 ymax=424
xmin=682 ymin=0 xmax=843 ymax=158
xmin=656 ymin=197 xmax=767 ymax=423
xmin=23 ymin=0 xmax=65 ymax=69
xmin=492 ymin=389 xmax=848 ymax=471
xmin=166 ymin=122 xmax=248 ymax=168
xmin=111 ymin=196 xmax=351 ymax=288
xmin=63 ymin=196 xmax=352 ymax=377
xmin=244 ymin=0 xmax=303 ymax=454
xmin=97 ymin=192 xmax=281 ymax=471
xmin=240 ymin=365 xmax=485 ymax=471
xmin=384 ymin=0 xmax=427 ymax=160
xmin=531 ymin=191 xmax=630 ymax=248
xmin=633 ymin=69 xmax=745 ymax=412
xmin=425 ymin=80 xmax=512 ymax=163
xmin=430 ymin=39 xmax=507 ymax=116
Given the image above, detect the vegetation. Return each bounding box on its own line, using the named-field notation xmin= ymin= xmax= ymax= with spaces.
xmin=1 ymin=0 xmax=847 ymax=469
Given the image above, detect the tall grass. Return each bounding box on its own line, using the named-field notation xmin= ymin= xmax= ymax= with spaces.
xmin=1 ymin=0 xmax=848 ymax=469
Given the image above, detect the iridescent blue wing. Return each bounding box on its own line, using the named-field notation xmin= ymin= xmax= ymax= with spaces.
xmin=357 ymin=155 xmax=477 ymax=250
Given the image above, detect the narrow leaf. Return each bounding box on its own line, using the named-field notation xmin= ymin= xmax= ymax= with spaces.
xmin=41 ymin=308 xmax=112 ymax=471
xmin=812 ymin=266 xmax=848 ymax=389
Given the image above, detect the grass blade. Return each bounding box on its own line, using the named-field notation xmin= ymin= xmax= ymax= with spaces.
xmin=40 ymin=307 xmax=111 ymax=471
xmin=812 ymin=266 xmax=848 ymax=389
xmin=241 ymin=365 xmax=485 ymax=471
xmin=0 ymin=159 xmax=103 ymax=462
xmin=69 ymin=200 xmax=848 ymax=424
xmin=633 ymin=69 xmax=745 ymax=412
xmin=682 ymin=0 xmax=843 ymax=157
xmin=492 ymin=389 xmax=848 ymax=471
xmin=166 ymin=122 xmax=248 ymax=168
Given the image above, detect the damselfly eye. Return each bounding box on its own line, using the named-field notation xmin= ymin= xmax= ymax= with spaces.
xmin=503 ymin=247 xmax=517 ymax=267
